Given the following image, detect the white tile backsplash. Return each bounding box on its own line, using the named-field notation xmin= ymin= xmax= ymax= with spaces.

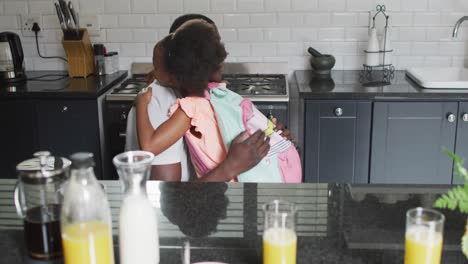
xmin=277 ymin=42 xmax=304 ymax=56
xmin=28 ymin=1 xmax=53 ymax=15
xmin=107 ymin=29 xmax=133 ymax=42
xmin=237 ymin=0 xmax=264 ymax=13
xmin=318 ymin=27 xmax=345 ymax=40
xmin=224 ymin=14 xmax=250 ymax=27
xmin=132 ymin=0 xmax=158 ymax=14
xmin=251 ymin=43 xmax=277 ymax=56
xmin=265 ymin=28 xmax=291 ymax=41
xmin=211 ymin=0 xmax=236 ymax=12
xmin=158 ymin=0 xmax=183 ymax=13
xmin=4 ymin=1 xmax=27 ymax=15
xmin=278 ymin=13 xmax=303 ymax=26
xmin=331 ymin=12 xmax=358 ymax=26
xmin=304 ymin=13 xmax=330 ymax=26
xmin=414 ymin=12 xmax=441 ymax=26
xmin=2 ymin=0 xmax=467 ymax=72
xmin=318 ymin=0 xmax=345 ymax=11
xmin=133 ymin=29 xmax=158 ymax=42
xmin=292 ymin=0 xmax=317 ymax=11
xmin=104 ymin=0 xmax=131 ymax=14
xmin=79 ymin=0 xmax=104 ymax=14
xmin=265 ymin=0 xmax=291 ymax=12
xmin=118 ymin=15 xmax=145 ymax=28
xmin=238 ymin=28 xmax=264 ymax=41
xmin=184 ymin=0 xmax=210 ymax=13
xmin=291 ymin=28 xmax=318 ymax=41
xmin=250 ymin=13 xmax=276 ymax=27
xmin=347 ymin=0 xmax=373 ymax=11
xmin=144 ymin=15 xmax=171 ymax=28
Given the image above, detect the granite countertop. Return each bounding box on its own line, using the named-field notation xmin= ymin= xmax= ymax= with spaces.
xmin=0 ymin=180 xmax=466 ymax=263
xmin=0 ymin=71 xmax=128 ymax=99
xmin=295 ymin=70 xmax=468 ymax=100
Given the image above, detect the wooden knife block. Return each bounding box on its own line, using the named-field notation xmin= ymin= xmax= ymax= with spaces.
xmin=62 ymin=29 xmax=95 ymax=78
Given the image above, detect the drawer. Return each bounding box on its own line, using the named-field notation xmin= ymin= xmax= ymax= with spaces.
xmin=319 ymin=102 xmax=356 ymax=118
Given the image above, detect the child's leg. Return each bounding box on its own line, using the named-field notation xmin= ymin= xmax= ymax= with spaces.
xmin=277 ymin=146 xmax=302 ymax=183
xmin=150 ymin=163 xmax=182 ymax=181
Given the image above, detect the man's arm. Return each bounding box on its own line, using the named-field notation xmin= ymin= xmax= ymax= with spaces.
xmin=196 ymin=130 xmax=270 ymax=182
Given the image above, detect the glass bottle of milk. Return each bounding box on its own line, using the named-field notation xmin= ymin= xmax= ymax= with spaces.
xmin=113 ymin=151 xmax=159 ymax=264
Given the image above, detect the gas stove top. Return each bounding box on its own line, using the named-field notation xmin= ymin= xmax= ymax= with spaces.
xmin=223 ymin=74 xmax=288 ymax=102
xmin=106 ymin=73 xmax=289 ymax=102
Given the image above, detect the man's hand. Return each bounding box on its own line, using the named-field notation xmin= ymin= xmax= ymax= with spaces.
xmin=224 ymin=130 xmax=270 ymax=177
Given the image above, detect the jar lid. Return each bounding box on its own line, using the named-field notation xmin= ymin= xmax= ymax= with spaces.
xmin=16 ymin=151 xmax=71 ymax=182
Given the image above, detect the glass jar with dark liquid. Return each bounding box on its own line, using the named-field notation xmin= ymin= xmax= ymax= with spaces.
xmin=14 ymin=151 xmax=70 ymax=260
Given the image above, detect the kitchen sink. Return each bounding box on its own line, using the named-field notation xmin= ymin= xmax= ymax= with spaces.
xmin=406 ymin=67 xmax=468 ymax=89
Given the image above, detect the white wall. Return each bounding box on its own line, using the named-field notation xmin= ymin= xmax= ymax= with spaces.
xmin=0 ymin=0 xmax=467 ymax=72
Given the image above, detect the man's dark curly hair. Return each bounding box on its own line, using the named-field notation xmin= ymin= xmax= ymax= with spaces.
xmin=162 ymin=20 xmax=227 ymax=97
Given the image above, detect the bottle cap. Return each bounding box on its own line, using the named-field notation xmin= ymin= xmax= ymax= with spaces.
xmin=70 ymin=152 xmax=95 ymax=169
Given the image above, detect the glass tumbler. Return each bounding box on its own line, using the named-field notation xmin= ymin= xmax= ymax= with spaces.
xmin=404 ymin=207 xmax=445 ymax=264
xmin=263 ymin=200 xmax=297 ymax=264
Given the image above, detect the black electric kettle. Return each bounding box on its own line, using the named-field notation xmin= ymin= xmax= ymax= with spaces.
xmin=0 ymin=32 xmax=26 ymax=83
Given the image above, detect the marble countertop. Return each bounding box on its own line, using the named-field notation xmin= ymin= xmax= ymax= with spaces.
xmin=0 ymin=71 xmax=127 ymax=99
xmin=295 ymin=70 xmax=468 ymax=100
xmin=0 ymin=180 xmax=466 ymax=263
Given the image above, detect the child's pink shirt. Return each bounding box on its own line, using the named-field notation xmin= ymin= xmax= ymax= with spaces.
xmin=169 ymin=93 xmax=226 ymax=178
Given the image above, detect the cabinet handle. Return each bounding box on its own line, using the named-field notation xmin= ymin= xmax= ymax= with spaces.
xmin=462 ymin=113 xmax=468 ymax=122
xmin=334 ymin=107 xmax=343 ymax=116
xmin=61 ymin=106 xmax=68 ymax=112
xmin=119 ymin=132 xmax=127 ymax=138
xmin=447 ymin=113 xmax=456 ymax=123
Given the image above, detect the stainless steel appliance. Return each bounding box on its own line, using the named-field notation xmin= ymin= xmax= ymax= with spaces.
xmin=0 ymin=32 xmax=26 ymax=83
xmin=104 ymin=64 xmax=290 ymax=179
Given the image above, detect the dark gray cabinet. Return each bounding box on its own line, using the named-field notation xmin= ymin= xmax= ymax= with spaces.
xmin=304 ymin=101 xmax=371 ymax=183
xmin=370 ymin=102 xmax=457 ymax=184
xmin=0 ymin=100 xmax=37 ymax=178
xmin=0 ymin=99 xmax=102 ymax=179
xmin=454 ymin=102 xmax=468 ymax=184
xmin=36 ymin=100 xmax=102 ymax=178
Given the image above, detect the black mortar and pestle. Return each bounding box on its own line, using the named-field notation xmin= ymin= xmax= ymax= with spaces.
xmin=307 ymin=47 xmax=336 ymax=75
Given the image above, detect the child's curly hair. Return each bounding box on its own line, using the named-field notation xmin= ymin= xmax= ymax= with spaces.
xmin=162 ymin=19 xmax=227 ymax=97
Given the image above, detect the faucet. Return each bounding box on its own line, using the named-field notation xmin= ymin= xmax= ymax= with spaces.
xmin=453 ymin=16 xmax=468 ymax=38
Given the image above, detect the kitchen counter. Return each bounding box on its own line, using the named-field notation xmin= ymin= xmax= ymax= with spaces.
xmin=295 ymin=70 xmax=468 ymax=100
xmin=0 ymin=179 xmax=465 ymax=263
xmin=0 ymin=71 xmax=127 ymax=99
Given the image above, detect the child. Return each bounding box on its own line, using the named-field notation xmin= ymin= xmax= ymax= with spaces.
xmin=137 ymin=20 xmax=301 ymax=182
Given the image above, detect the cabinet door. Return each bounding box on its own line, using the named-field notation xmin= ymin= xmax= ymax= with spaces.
xmin=0 ymin=100 xmax=37 ymax=178
xmin=454 ymin=102 xmax=468 ymax=184
xmin=304 ymin=101 xmax=371 ymax=183
xmin=36 ymin=100 xmax=102 ymax=178
xmin=370 ymin=102 xmax=457 ymax=184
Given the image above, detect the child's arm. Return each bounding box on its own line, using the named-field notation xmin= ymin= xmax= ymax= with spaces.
xmin=135 ymin=87 xmax=191 ymax=155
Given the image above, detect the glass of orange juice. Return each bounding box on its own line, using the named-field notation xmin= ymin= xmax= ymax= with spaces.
xmin=263 ymin=200 xmax=297 ymax=264
xmin=404 ymin=207 xmax=445 ymax=264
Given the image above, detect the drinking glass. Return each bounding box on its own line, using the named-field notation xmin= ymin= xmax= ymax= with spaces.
xmin=263 ymin=200 xmax=297 ymax=264
xmin=404 ymin=207 xmax=445 ymax=264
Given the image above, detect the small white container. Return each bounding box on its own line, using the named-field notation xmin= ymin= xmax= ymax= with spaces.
xmin=104 ymin=54 xmax=114 ymax=74
xmin=366 ymin=28 xmax=380 ymax=67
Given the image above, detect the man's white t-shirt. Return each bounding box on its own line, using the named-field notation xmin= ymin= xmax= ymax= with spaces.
xmin=125 ymin=81 xmax=189 ymax=181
